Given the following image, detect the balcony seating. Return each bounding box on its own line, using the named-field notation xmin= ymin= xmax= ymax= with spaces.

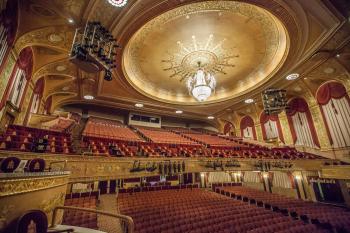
xmin=83 ymin=117 xmax=142 ymax=142
xmin=183 ymin=132 xmax=242 ymax=147
xmin=216 ymin=186 xmax=350 ymax=232
xmin=118 ymin=184 xmax=199 ymax=193
xmin=0 ymin=125 xmax=72 ymax=154
xmin=136 ymin=126 xmax=199 ymax=145
xmin=63 ymin=194 xmax=98 ymax=229
xmin=49 ymin=117 xmax=75 ymax=132
xmin=118 ymin=189 xmax=328 ymax=233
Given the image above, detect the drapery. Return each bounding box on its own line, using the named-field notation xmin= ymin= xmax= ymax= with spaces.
xmin=260 ymin=112 xmax=285 ymax=142
xmin=34 ymin=78 xmax=45 ymax=96
xmin=17 ymin=47 xmax=33 ymax=80
xmin=0 ymin=0 xmax=18 ymax=45
xmin=286 ymin=98 xmax=320 ymax=148
xmin=240 ymin=116 xmax=257 ymax=140
xmin=223 ymin=122 xmax=234 ymax=135
xmin=0 ymin=47 xmax=33 ymax=110
xmin=272 ymin=171 xmax=292 ymax=189
xmin=317 ymin=82 xmax=350 ymax=148
xmin=44 ymin=96 xmax=52 ymax=114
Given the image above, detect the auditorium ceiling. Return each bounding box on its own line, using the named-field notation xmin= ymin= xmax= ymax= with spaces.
xmin=14 ymin=0 xmax=350 ymax=122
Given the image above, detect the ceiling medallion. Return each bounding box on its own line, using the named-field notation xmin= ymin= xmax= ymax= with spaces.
xmin=107 ymin=0 xmax=128 ymax=7
xmin=48 ymin=34 xmax=63 ymax=43
xmin=162 ymin=34 xmax=237 ymax=102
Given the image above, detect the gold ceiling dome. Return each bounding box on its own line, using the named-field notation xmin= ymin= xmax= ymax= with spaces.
xmin=122 ymin=1 xmax=288 ymax=105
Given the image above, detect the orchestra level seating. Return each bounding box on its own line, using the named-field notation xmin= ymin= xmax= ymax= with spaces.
xmin=62 ymin=193 xmax=99 ymax=229
xmin=117 ymin=189 xmax=329 ymax=233
xmin=215 ymin=186 xmax=350 ymax=232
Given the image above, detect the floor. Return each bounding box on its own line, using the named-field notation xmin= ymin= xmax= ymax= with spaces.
xmin=97 ymin=194 xmax=124 ymax=233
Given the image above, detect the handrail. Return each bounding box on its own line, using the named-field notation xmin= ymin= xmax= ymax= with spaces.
xmin=51 ymin=206 xmax=134 ymax=233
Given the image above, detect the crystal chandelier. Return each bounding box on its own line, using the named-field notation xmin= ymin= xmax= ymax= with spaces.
xmin=186 ymin=62 xmax=216 ymax=102
xmin=107 ymin=0 xmax=128 ymax=7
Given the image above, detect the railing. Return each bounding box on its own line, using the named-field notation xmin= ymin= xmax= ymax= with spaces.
xmin=52 ymin=206 xmax=135 ymax=233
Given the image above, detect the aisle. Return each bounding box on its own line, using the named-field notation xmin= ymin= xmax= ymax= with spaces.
xmin=97 ymin=194 xmax=123 ymax=233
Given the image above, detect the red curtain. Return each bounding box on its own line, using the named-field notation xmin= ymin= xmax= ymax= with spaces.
xmin=45 ymin=96 xmax=52 ymax=114
xmin=260 ymin=112 xmax=285 ymax=143
xmin=34 ymin=78 xmax=45 ymax=97
xmin=17 ymin=47 xmax=33 ymax=80
xmin=286 ymin=98 xmax=320 ymax=147
xmin=0 ymin=47 xmax=34 ymax=110
xmin=316 ymin=81 xmax=350 ymax=145
xmin=223 ymin=121 xmax=234 ymax=135
xmin=287 ymin=172 xmax=296 ymax=189
xmin=316 ymin=81 xmax=348 ymax=105
xmin=1 ymin=0 xmax=18 ymax=45
xmin=240 ymin=116 xmax=257 ymax=140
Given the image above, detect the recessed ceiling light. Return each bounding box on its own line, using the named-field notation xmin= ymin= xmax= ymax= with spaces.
xmin=286 ymin=73 xmax=299 ymax=80
xmin=175 ymin=110 xmax=183 ymax=114
xmin=84 ymin=95 xmax=94 ymax=100
xmin=135 ymin=103 xmax=143 ymax=108
xmin=208 ymin=116 xmax=215 ymax=119
xmin=244 ymin=98 xmax=254 ymax=104
xmin=186 ymin=15 xmax=190 ymax=19
xmin=336 ymin=54 xmax=340 ymax=58
xmin=68 ymin=18 xmax=74 ymax=24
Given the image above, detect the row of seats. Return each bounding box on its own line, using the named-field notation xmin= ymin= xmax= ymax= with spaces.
xmin=63 ymin=195 xmax=98 ymax=229
xmin=117 ymin=189 xmax=328 ymax=233
xmin=118 ymin=184 xmax=200 ymax=193
xmin=215 ymin=186 xmax=350 ymax=232
xmin=0 ymin=125 xmax=72 ymax=154
xmin=136 ymin=126 xmax=199 ymax=145
xmin=83 ymin=137 xmax=320 ymax=159
xmin=82 ymin=118 xmax=143 ymax=141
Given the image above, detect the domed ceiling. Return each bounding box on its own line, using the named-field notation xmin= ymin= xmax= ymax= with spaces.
xmin=123 ymin=1 xmax=288 ymax=104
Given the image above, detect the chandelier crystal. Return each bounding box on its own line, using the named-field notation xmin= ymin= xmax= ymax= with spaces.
xmin=107 ymin=0 xmax=128 ymax=7
xmin=186 ymin=63 xmax=216 ymax=102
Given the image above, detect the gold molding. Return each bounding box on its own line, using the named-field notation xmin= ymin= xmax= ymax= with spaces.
xmin=0 ymin=175 xmax=70 ymax=197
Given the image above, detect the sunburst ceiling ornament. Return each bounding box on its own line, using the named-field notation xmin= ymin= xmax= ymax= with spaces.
xmin=162 ymin=34 xmax=237 ymax=82
xmin=162 ymin=34 xmax=237 ymax=102
xmin=107 ymin=0 xmax=127 ymax=7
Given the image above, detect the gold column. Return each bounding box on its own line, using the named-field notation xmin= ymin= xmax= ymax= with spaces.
xmin=278 ymin=111 xmax=293 ymax=145
xmin=308 ymin=104 xmax=332 ymax=150
xmin=255 ymin=123 xmax=263 ymax=142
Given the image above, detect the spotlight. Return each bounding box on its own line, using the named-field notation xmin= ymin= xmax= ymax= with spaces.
xmin=286 ymin=73 xmax=299 ymax=80
xmin=84 ymin=95 xmax=94 ymax=100
xmin=175 ymin=110 xmax=183 ymax=114
xmin=68 ymin=18 xmax=74 ymax=24
xmin=104 ymin=70 xmax=113 ymax=81
xmin=244 ymin=98 xmax=254 ymax=104
xmin=135 ymin=103 xmax=143 ymax=108
xmin=208 ymin=116 xmax=214 ymax=119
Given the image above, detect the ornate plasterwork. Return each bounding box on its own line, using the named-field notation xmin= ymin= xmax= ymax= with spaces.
xmin=15 ymin=26 xmax=74 ymax=54
xmin=0 ymin=175 xmax=69 ymax=197
xmin=33 ymin=60 xmax=78 ymax=83
xmin=123 ymin=1 xmax=288 ymax=104
xmin=40 ymin=193 xmax=65 ymax=215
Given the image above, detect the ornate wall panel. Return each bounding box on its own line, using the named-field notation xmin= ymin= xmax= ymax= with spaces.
xmin=278 ymin=111 xmax=293 ymax=145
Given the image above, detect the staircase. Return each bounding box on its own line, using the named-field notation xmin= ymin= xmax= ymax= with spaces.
xmin=70 ymin=118 xmax=88 ymax=154
xmin=129 ymin=125 xmax=151 ymax=142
